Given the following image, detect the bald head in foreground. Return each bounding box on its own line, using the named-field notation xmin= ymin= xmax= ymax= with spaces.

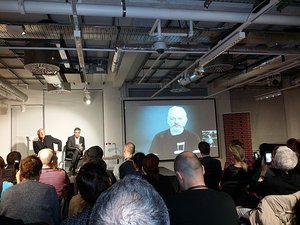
xmin=166 ymin=151 xmax=238 ymax=225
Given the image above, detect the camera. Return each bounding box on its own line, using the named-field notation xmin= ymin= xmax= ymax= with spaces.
xmin=153 ymin=41 xmax=167 ymax=54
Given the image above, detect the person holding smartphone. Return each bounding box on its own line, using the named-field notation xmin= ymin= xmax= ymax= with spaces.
xmin=0 ymin=156 xmax=13 ymax=200
xmin=252 ymin=146 xmax=300 ymax=198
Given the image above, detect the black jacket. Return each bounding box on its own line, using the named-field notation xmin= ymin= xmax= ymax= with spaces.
xmin=33 ymin=135 xmax=62 ymax=154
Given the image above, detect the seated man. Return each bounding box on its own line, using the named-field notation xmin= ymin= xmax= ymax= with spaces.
xmin=38 ymin=148 xmax=70 ymax=199
xmin=89 ymin=175 xmax=170 ymax=225
xmin=0 ymin=155 xmax=60 ymax=225
xmin=66 ymin=127 xmax=85 ymax=174
xmin=113 ymin=142 xmax=135 ymax=180
xmin=33 ymin=128 xmax=62 ymax=154
xmin=166 ymin=151 xmax=238 ymax=225
xmin=198 ymin=141 xmax=222 ymax=190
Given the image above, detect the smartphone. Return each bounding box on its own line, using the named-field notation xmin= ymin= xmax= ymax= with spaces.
xmin=253 ymin=152 xmax=259 ymax=160
xmin=14 ymin=160 xmax=20 ymax=170
xmin=265 ymin=152 xmax=272 ymax=164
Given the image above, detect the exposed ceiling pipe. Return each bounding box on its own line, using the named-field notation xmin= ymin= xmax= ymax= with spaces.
xmin=1 ymin=46 xmax=300 ymax=56
xmin=205 ymin=59 xmax=300 ymax=98
xmin=216 ymin=56 xmax=300 ymax=88
xmin=150 ymin=0 xmax=279 ymax=97
xmin=0 ymin=78 xmax=28 ymax=102
xmin=111 ymin=47 xmax=122 ymax=73
xmin=71 ymin=0 xmax=88 ymax=84
xmin=0 ymin=1 xmax=299 ymax=26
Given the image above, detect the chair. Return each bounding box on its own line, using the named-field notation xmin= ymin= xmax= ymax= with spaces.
xmin=61 ymin=145 xmax=83 ymax=170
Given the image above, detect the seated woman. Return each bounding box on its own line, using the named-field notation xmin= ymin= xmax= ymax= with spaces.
xmin=0 ymin=155 xmax=60 ymax=225
xmin=62 ymin=160 xmax=111 ymax=225
xmin=221 ymin=144 xmax=253 ymax=205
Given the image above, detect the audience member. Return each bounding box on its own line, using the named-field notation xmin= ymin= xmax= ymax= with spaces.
xmin=142 ymin=153 xmax=175 ymax=200
xmin=3 ymin=151 xmax=21 ymax=183
xmin=83 ymin=145 xmax=116 ymax=184
xmin=252 ymin=146 xmax=300 ymax=198
xmin=198 ymin=141 xmax=222 ymax=190
xmin=221 ymin=144 xmax=253 ymax=205
xmin=83 ymin=145 xmax=103 ymax=162
xmin=89 ymin=175 xmax=170 ymax=225
xmin=67 ymin=127 xmax=85 ymax=175
xmin=33 ymin=128 xmax=62 ymax=154
xmin=132 ymin=152 xmax=146 ymax=173
xmin=0 ymin=155 xmax=60 ymax=225
xmin=68 ymin=158 xmax=113 ymax=218
xmin=0 ymin=156 xmax=13 ymax=200
xmin=292 ymin=139 xmax=300 ymax=174
xmin=113 ymin=142 xmax=135 ymax=180
xmin=166 ymin=151 xmax=238 ymax=225
xmin=119 ymin=159 xmax=140 ymax=179
xmin=38 ymin=148 xmax=70 ymax=199
xmin=62 ymin=161 xmax=111 ymax=225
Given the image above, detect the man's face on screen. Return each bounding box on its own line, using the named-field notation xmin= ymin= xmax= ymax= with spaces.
xmin=167 ymin=106 xmax=187 ymax=135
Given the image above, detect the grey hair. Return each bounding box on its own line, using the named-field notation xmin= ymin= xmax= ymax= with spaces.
xmin=274 ymin=146 xmax=298 ymax=171
xmin=89 ymin=175 xmax=170 ymax=225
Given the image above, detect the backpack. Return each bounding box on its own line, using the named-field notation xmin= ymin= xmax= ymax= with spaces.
xmin=249 ymin=191 xmax=300 ymax=225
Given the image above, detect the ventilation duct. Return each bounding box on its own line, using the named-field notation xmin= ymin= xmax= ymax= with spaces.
xmin=24 ymin=42 xmax=60 ymax=75
xmin=204 ymin=55 xmax=234 ymax=74
xmin=0 ymin=78 xmax=28 ymax=102
xmin=47 ymin=82 xmax=71 ymax=94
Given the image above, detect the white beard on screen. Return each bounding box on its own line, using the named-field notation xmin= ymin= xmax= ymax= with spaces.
xmin=170 ymin=126 xmax=184 ymax=136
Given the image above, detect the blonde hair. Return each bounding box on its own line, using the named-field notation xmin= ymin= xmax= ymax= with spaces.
xmin=229 ymin=145 xmax=248 ymax=171
xmin=38 ymin=148 xmax=54 ymax=165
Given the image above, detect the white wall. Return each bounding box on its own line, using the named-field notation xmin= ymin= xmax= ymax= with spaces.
xmin=2 ymin=84 xmax=299 ymax=171
xmin=0 ymin=88 xmax=43 ymax=160
xmin=102 ymin=85 xmax=123 ymax=154
xmin=284 ymin=88 xmax=300 ymax=138
xmin=0 ymin=85 xmax=124 ymax=163
xmin=230 ymin=88 xmax=288 ymax=150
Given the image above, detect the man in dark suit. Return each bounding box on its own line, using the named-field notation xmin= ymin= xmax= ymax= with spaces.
xmin=33 ymin=128 xmax=62 ymax=154
xmin=199 ymin=141 xmax=222 ymax=190
xmin=67 ymin=127 xmax=85 ymax=174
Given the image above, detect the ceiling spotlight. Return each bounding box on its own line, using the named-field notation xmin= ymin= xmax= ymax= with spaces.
xmin=83 ymin=91 xmax=91 ymax=105
xmin=255 ymin=91 xmax=282 ymax=101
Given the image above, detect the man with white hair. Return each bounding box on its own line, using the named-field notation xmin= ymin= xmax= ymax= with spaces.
xmin=149 ymin=106 xmax=200 ymax=160
xmin=89 ymin=175 xmax=170 ymax=225
xmin=253 ymin=146 xmax=300 ymax=197
xmin=38 ymin=148 xmax=70 ymax=199
xmin=33 ymin=128 xmax=62 ymax=154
